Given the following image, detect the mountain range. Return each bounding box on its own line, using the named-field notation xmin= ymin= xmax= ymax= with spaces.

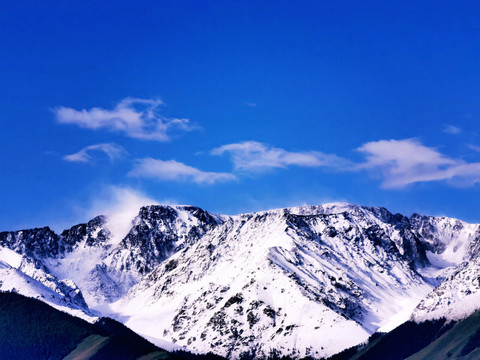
xmin=1 ymin=203 xmax=480 ymax=359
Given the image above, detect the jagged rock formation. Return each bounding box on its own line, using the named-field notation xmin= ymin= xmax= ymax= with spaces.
xmin=107 ymin=205 xmax=225 ymax=292
xmin=0 ymin=205 xmax=226 ymax=311
xmin=0 ymin=227 xmax=61 ymax=257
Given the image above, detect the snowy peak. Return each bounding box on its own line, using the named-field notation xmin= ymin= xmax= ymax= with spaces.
xmin=124 ymin=204 xmax=225 ymax=250
xmin=0 ymin=216 xmax=110 ymax=260
xmin=269 ymin=202 xmax=357 ymax=216
xmin=0 ymin=226 xmax=60 ymax=258
xmin=280 ymin=203 xmax=407 ymax=225
xmin=114 ymin=209 xmax=372 ymax=358
xmin=109 ymin=205 xmax=225 ymax=279
xmin=282 ymin=205 xmax=428 ymax=269
xmin=60 ymin=215 xmax=111 ymax=251
xmin=38 ymin=204 xmax=227 ymax=307
xmin=277 ymin=202 xmax=382 ymax=217
xmin=112 ymin=205 xmax=439 ymax=358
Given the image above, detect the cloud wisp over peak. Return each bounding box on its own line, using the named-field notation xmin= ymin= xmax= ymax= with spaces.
xmin=128 ymin=158 xmax=236 ymax=184
xmin=54 ymin=97 xmax=195 ymax=141
xmin=83 ymin=186 xmax=162 ymax=245
xmin=211 ymin=141 xmax=350 ymax=172
xmin=63 ymin=143 xmax=126 ymax=163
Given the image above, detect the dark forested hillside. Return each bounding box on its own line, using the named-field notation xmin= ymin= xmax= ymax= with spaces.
xmin=326 ymin=310 xmax=480 ymax=360
xmin=0 ymin=292 xmax=223 ymax=360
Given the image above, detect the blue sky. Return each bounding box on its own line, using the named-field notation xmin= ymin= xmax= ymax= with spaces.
xmin=2 ymin=0 xmax=480 ymax=231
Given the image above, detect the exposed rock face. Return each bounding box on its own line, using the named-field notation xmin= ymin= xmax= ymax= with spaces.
xmin=60 ymin=215 xmax=110 ymax=250
xmin=108 ymin=205 xmax=225 ymax=287
xmin=0 ymin=205 xmax=227 ymax=309
xmin=0 ymin=227 xmax=61 ymax=258
xmin=409 ymin=213 xmax=480 ymax=261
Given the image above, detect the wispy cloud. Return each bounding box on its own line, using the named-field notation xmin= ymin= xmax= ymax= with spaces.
xmin=54 ymin=97 xmax=195 ymax=141
xmin=442 ymin=125 xmax=462 ymax=135
xmin=83 ymin=186 xmax=161 ymax=244
xmin=128 ymin=158 xmax=236 ymax=184
xmin=211 ymin=141 xmax=350 ymax=172
xmin=63 ymin=143 xmax=126 ymax=163
xmin=357 ymin=138 xmax=480 ymax=188
xmin=467 ymin=144 xmax=480 ymax=152
xmin=211 ymin=139 xmax=480 ymax=188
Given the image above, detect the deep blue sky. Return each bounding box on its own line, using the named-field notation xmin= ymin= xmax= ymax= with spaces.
xmin=2 ymin=0 xmax=480 ymax=231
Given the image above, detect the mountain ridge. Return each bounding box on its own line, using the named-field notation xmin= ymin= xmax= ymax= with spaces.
xmin=1 ymin=202 xmax=480 ymax=358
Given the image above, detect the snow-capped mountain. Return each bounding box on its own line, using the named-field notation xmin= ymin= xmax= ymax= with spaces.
xmin=0 ymin=205 xmax=224 ymax=316
xmin=106 ymin=205 xmax=225 ymax=296
xmin=110 ymin=205 xmax=435 ymax=358
xmin=1 ymin=203 xmax=480 ymax=359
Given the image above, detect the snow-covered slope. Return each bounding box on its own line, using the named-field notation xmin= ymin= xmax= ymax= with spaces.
xmin=109 ymin=205 xmax=436 ymax=358
xmin=410 ymin=214 xmax=480 ymax=268
xmin=44 ymin=206 xmax=225 ymax=307
xmin=2 ymin=202 xmax=480 ymax=359
xmin=106 ymin=205 xmax=225 ymax=295
xmin=0 ymin=205 xmax=224 ymax=314
xmin=0 ymin=246 xmax=95 ymax=321
xmin=412 ymin=256 xmax=480 ymax=323
xmin=409 ymin=215 xmax=480 ymax=322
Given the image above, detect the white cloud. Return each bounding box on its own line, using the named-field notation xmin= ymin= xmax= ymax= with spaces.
xmin=54 ymin=97 xmax=195 ymax=141
xmin=206 ymin=139 xmax=480 ymax=189
xmin=211 ymin=141 xmax=350 ymax=171
xmin=467 ymin=144 xmax=480 ymax=152
xmin=357 ymin=138 xmax=480 ymax=188
xmin=443 ymin=125 xmax=462 ymax=135
xmin=128 ymin=158 xmax=236 ymax=184
xmin=63 ymin=143 xmax=126 ymax=163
